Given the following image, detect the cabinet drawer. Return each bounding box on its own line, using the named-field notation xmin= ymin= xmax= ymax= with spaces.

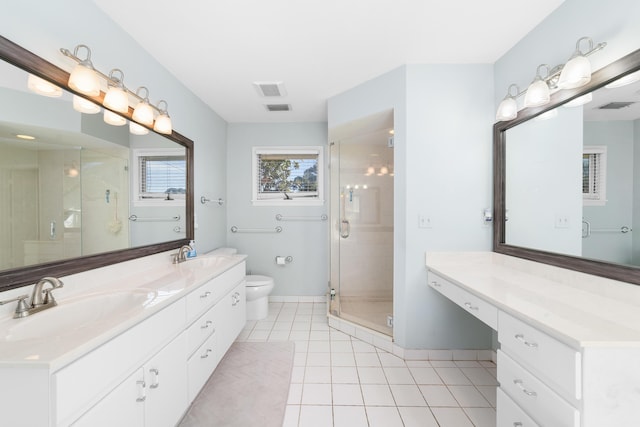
xmin=498 ymin=311 xmax=580 ymax=401
xmin=187 ymin=332 xmax=219 ymax=403
xmin=429 ymin=273 xmax=497 ymax=329
xmin=498 ymin=350 xmax=579 ymax=427
xmin=186 ymin=263 xmax=245 ymax=324
xmin=497 ymin=387 xmax=539 ymax=427
xmin=186 ymin=303 xmax=220 ymax=357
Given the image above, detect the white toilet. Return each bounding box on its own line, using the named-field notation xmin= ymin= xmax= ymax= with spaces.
xmin=245 ymin=275 xmax=274 ymax=320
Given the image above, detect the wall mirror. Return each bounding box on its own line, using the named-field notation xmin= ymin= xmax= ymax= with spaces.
xmin=494 ymin=47 xmax=640 ymax=284
xmin=0 ymin=36 xmax=194 ymax=291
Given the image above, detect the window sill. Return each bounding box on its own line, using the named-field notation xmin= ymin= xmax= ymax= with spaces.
xmin=251 ymin=199 xmax=324 ymax=207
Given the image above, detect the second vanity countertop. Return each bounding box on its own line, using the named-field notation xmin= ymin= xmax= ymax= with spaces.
xmin=0 ymin=249 xmax=247 ymax=370
xmin=426 ymin=251 xmax=640 ymax=349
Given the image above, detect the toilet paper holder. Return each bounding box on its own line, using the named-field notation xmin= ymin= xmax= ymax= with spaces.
xmin=275 ymin=256 xmax=293 ymax=265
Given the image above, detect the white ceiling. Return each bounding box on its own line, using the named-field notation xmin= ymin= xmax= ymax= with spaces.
xmin=93 ymin=0 xmax=566 ymax=123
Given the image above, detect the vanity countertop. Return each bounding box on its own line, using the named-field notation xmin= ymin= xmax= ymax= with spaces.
xmin=426 ymin=251 xmax=640 ymax=349
xmin=0 ymin=250 xmax=246 ymax=370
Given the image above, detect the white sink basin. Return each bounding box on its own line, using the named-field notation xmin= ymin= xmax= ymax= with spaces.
xmin=0 ymin=288 xmax=157 ymax=342
xmin=180 ymin=254 xmax=235 ymax=269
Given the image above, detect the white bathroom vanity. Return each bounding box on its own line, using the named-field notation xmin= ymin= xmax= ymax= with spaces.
xmin=426 ymin=251 xmax=640 ymax=427
xmin=0 ymin=250 xmax=247 ymax=427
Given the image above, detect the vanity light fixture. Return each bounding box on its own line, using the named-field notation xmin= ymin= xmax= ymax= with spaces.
xmin=365 ymin=165 xmax=375 ymax=176
xmin=558 ymin=37 xmax=595 ymax=89
xmin=496 ymin=37 xmax=606 ymax=122
xmin=524 ymin=64 xmax=551 ymax=108
xmin=153 ymin=100 xmax=172 ymax=135
xmin=73 ymin=95 xmax=101 ymax=114
xmin=67 ymin=45 xmax=100 ymax=96
xmin=496 ymin=84 xmax=520 ymax=121
xmin=27 ymin=74 xmax=62 ymax=97
xmin=60 ymin=44 xmax=174 ymax=133
xmin=103 ymin=69 xmax=129 ymax=113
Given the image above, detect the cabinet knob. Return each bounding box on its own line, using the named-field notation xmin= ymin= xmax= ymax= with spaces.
xmin=149 ymin=368 xmax=160 ymax=389
xmin=431 ymin=281 xmax=441 ymax=287
xmin=514 ymin=333 xmax=538 ymax=348
xmin=200 ymin=291 xmax=211 ymax=299
xmin=513 ymin=423 xmax=523 ymax=427
xmin=201 ymin=348 xmax=212 ymax=359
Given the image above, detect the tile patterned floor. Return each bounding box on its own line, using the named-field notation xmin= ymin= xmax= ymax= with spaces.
xmin=236 ymin=302 xmax=497 ymax=427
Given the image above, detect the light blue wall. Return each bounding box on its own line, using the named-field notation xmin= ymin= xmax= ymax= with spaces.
xmin=1 ymin=0 xmax=228 ymax=254
xmin=329 ymin=64 xmax=495 ymax=350
xmin=494 ymin=0 xmax=640 ymax=107
xmin=583 ymin=121 xmax=634 ymax=264
xmin=226 ymin=123 xmax=328 ymax=296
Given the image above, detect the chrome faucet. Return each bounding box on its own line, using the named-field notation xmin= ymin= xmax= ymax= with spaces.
xmin=172 ymin=244 xmax=192 ymax=264
xmin=0 ymin=277 xmax=64 ymax=318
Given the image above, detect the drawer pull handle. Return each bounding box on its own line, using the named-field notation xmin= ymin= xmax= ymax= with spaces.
xmin=431 ymin=281 xmax=441 ymax=287
xmin=201 ymin=348 xmax=212 ymax=359
xmin=464 ymin=302 xmax=478 ymax=310
xmin=136 ymin=380 xmax=146 ymax=402
xmin=513 ymin=423 xmax=523 ymax=427
xmin=201 ymin=320 xmax=213 ymax=329
xmin=515 ymin=334 xmax=538 ymax=348
xmin=200 ymin=291 xmax=211 ymax=299
xmin=513 ymin=379 xmax=537 ymax=397
xmin=149 ymin=368 xmax=159 ymax=389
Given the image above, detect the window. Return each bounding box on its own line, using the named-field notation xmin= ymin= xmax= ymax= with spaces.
xmin=132 ymin=148 xmax=186 ymax=205
xmin=583 ymin=146 xmax=606 ymax=206
xmin=252 ymin=146 xmax=324 ymax=206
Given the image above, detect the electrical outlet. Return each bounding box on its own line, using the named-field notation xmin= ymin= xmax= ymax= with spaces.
xmin=555 ymin=215 xmax=570 ymax=228
xmin=419 ymin=214 xmax=433 ymax=228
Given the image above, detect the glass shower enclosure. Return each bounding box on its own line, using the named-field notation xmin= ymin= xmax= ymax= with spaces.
xmin=329 ymin=110 xmax=394 ymax=336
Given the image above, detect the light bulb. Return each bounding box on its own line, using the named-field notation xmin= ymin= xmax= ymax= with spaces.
xmin=129 ymin=121 xmax=149 ymax=135
xmin=133 ymin=100 xmax=154 ymax=126
xmin=496 ymin=84 xmax=519 ymax=121
xmin=104 ymin=110 xmax=126 ymax=126
xmin=153 ymin=113 xmax=172 ymax=134
xmin=73 ymin=95 xmax=100 ymax=114
xmin=563 ymin=93 xmax=592 ymax=107
xmin=27 ymin=74 xmax=62 ymax=97
xmin=524 ymin=79 xmax=550 ymax=108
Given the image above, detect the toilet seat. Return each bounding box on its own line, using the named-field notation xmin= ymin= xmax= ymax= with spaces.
xmin=245 ymin=275 xmax=273 ymax=287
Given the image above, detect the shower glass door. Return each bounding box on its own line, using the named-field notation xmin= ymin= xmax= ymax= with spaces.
xmin=329 ymin=112 xmax=394 ymax=336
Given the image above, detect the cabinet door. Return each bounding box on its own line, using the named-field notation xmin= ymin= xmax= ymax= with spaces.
xmin=218 ymin=283 xmax=246 ymax=355
xmin=72 ymin=368 xmax=145 ymax=427
xmin=144 ymin=333 xmax=188 ymax=427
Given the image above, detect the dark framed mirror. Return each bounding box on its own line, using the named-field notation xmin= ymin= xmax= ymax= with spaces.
xmin=0 ymin=35 xmax=194 ymax=292
xmin=494 ymin=47 xmax=640 ymax=285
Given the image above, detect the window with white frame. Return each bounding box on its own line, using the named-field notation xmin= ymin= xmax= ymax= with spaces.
xmin=252 ymin=146 xmax=324 ymax=206
xmin=583 ymin=146 xmax=607 ymax=206
xmin=132 ymin=148 xmax=186 ymax=206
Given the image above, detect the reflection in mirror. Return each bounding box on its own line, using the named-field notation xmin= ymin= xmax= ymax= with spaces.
xmin=495 ymin=47 xmax=640 ymax=284
xmin=505 ymin=70 xmax=640 ymax=266
xmin=0 ymin=35 xmax=193 ymax=292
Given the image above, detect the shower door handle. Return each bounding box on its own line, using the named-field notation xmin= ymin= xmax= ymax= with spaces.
xmin=340 ymin=219 xmax=350 ymax=238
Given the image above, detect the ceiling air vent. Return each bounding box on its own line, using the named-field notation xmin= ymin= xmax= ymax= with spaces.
xmin=254 ymin=81 xmax=287 ymax=97
xmin=597 ymin=101 xmax=635 ymax=110
xmin=265 ymin=104 xmax=292 ymax=112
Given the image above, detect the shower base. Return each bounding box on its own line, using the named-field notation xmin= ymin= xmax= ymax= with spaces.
xmin=330 ymin=295 xmax=392 ymax=336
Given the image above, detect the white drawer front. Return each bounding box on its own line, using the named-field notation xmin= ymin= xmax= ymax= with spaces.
xmin=498 ymin=350 xmax=579 ymax=427
xmin=498 ymin=311 xmax=580 ymax=402
xmin=185 ymin=263 xmax=245 ymax=323
xmin=497 ymin=387 xmax=539 ymax=427
xmin=186 ymin=302 xmax=220 ymax=357
xmin=187 ymin=332 xmax=219 ymax=403
xmin=429 ymin=273 xmax=498 ymax=329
